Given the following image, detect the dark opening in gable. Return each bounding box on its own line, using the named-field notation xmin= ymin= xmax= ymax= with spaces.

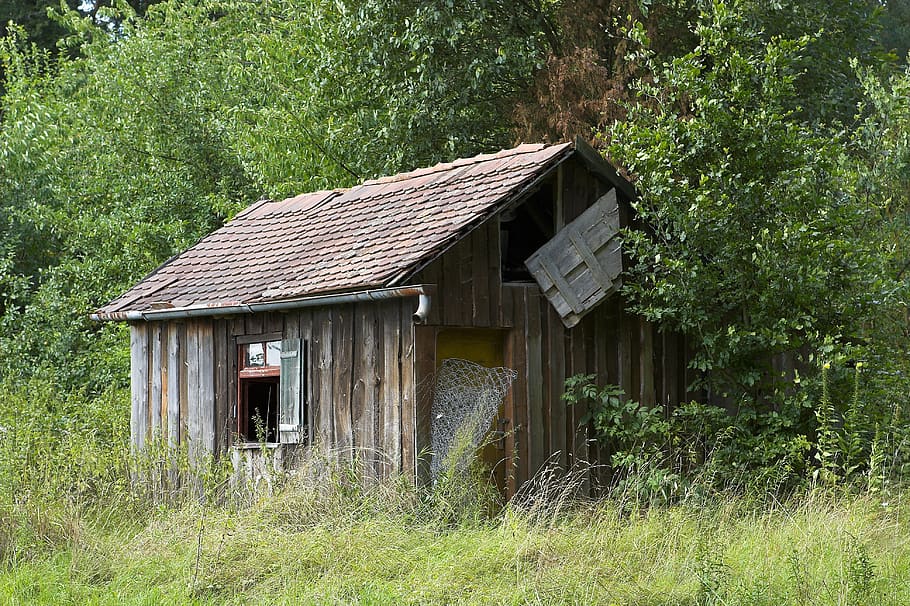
xmin=500 ymin=183 xmax=555 ymax=282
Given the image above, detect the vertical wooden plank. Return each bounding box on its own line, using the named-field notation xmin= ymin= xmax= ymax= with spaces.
xmin=333 ymin=306 xmax=354 ymax=460
xmin=618 ymin=307 xmax=634 ymax=405
xmin=588 ymin=306 xmax=611 ymax=485
xmin=442 ymin=244 xmax=460 ymax=326
xmin=414 ymin=325 xmax=436 ymax=483
xmin=198 ymin=321 xmax=215 ymax=456
xmin=540 ymin=300 xmax=552 ymax=467
xmin=245 ymin=314 xmax=263 ymax=335
xmin=352 ymin=305 xmax=380 ymax=478
xmin=266 ymin=312 xmax=284 ymax=335
xmin=472 ymin=227 xmax=491 ymax=327
xmin=459 ymin=240 xmax=474 ymax=327
xmin=167 ymin=323 xmax=180 ymax=448
xmin=510 ymin=289 xmax=529 ymax=487
xmin=639 ymin=318 xmax=655 ymax=406
xmin=178 ymin=323 xmax=189 ymax=447
xmin=316 ymin=308 xmax=335 ymax=449
xmin=571 ymin=318 xmax=589 ymax=472
xmin=160 ymin=326 xmax=169 ymax=442
xmin=548 ymin=307 xmax=567 ymax=470
xmin=500 ymin=283 xmax=515 ymax=328
xmin=186 ymin=323 xmax=201 ymax=460
xmin=150 ymin=323 xmax=163 ymax=440
xmin=663 ymin=331 xmax=680 ymax=412
xmin=487 ymin=220 xmax=501 ymax=327
xmin=526 ymin=288 xmax=545 ymax=476
xmin=291 ymin=310 xmax=309 ymax=441
xmin=583 ymin=313 xmax=599 ymax=495
xmin=400 ymin=301 xmax=417 ymax=482
xmin=213 ymin=319 xmax=231 ymax=456
xmin=420 ymin=260 xmax=444 ymax=326
xmin=381 ymin=301 xmax=402 ymax=477
xmin=130 ymin=324 xmax=149 ymax=453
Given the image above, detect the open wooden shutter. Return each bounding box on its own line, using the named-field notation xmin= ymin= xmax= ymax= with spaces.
xmin=525 ymin=188 xmax=622 ymax=328
xmin=279 ymin=338 xmax=306 ymax=444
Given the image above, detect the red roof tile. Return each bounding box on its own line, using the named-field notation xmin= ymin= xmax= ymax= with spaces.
xmin=95 ymin=142 xmax=574 ymax=318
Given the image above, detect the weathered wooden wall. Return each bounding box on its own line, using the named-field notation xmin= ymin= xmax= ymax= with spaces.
xmin=128 ymin=154 xmax=693 ymax=495
xmin=128 ymin=299 xmax=418 ymax=479
xmin=411 ymin=156 xmax=695 ymax=496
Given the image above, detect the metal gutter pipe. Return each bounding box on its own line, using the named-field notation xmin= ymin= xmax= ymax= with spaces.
xmin=91 ymin=285 xmax=434 ymax=323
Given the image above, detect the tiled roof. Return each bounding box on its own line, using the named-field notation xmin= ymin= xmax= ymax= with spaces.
xmin=95 ymin=142 xmax=574 ymax=318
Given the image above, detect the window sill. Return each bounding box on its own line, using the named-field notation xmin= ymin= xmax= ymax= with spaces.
xmin=232 ymin=442 xmax=281 ymax=450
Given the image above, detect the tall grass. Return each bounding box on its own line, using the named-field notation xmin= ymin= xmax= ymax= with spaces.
xmin=2 ymin=379 xmax=910 ymax=604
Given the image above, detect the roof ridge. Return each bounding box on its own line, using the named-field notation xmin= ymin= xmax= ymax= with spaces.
xmin=361 ymin=143 xmax=555 ymax=187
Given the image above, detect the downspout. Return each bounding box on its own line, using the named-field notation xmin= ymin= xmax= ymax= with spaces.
xmin=91 ymin=284 xmax=435 ymax=323
xmin=412 ymin=293 xmax=431 ymax=324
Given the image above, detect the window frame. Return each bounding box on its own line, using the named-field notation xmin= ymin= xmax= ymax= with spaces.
xmin=233 ymin=334 xmax=309 ymax=447
xmin=236 ymin=338 xmax=281 ymax=444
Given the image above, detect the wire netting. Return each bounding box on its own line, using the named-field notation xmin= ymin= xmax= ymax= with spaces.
xmin=430 ymin=358 xmax=518 ymax=479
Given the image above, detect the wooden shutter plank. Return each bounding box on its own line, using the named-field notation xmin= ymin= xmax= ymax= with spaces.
xmin=567 ymin=230 xmax=614 ymax=292
xmin=279 ymin=337 xmax=302 ymax=444
xmin=525 ymin=188 xmax=623 ymax=328
xmin=538 ymin=256 xmax=584 ymax=314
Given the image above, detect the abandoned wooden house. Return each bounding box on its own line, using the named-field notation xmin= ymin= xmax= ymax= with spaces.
xmin=92 ymin=139 xmax=696 ymax=498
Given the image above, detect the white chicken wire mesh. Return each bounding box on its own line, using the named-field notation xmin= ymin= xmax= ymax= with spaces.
xmin=430 ymin=358 xmax=518 ymax=479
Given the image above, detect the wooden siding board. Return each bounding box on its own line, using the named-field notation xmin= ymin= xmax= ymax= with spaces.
xmin=459 ymin=239 xmax=474 ymax=327
xmin=500 ymin=282 xmax=515 ymax=328
xmin=315 ymin=308 xmax=335 ymax=449
xmin=186 ymin=323 xmax=200 ymax=460
xmin=421 ymin=260 xmax=443 ymax=326
xmin=381 ymin=301 xmax=402 ymax=477
xmin=332 ymin=307 xmax=354 ymax=460
xmin=178 ymin=323 xmax=188 ymax=447
xmin=166 ymin=323 xmax=180 ymax=448
xmin=487 ymin=220 xmax=501 ymax=327
xmin=150 ymin=324 xmax=163 ymax=440
xmin=507 ymin=288 xmax=529 ymax=487
xmin=212 ymin=320 xmax=229 ymax=456
xmin=130 ymin=324 xmax=149 ymax=452
xmin=662 ymin=332 xmax=679 ymax=410
xmin=414 ymin=326 xmax=436 ymax=483
xmin=526 ymin=289 xmax=545 ymax=475
xmin=442 ymin=245 xmax=460 ymax=326
xmin=198 ymin=321 xmax=215 ymax=456
xmin=352 ymin=305 xmax=380 ymax=477
xmin=639 ymin=318 xmax=655 ymax=406
xmin=290 ymin=310 xmax=310 ymax=440
xmin=618 ymin=308 xmax=634 ymax=408
xmin=547 ymin=306 xmax=567 ymax=470
xmin=472 ymin=227 xmax=491 ymax=327
xmin=160 ymin=327 xmax=169 ymax=442
xmin=400 ymin=303 xmax=417 ymax=481
xmin=571 ymin=318 xmax=589 ymax=472
xmin=245 ymin=314 xmax=263 ymax=336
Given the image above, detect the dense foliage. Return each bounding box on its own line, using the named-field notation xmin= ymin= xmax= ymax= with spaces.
xmin=0 ymin=0 xmax=909 ymax=526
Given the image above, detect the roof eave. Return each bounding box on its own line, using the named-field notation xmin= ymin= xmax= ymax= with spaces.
xmin=91 ymin=284 xmax=435 ymax=323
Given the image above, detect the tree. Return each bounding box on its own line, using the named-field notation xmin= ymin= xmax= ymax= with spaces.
xmin=0 ymin=0 xmax=556 ymax=390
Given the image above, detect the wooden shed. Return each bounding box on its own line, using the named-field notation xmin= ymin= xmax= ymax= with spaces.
xmin=93 ymin=139 xmax=694 ymax=497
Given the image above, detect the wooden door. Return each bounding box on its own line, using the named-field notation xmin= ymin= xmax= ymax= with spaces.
xmin=435 ymin=328 xmax=510 ymax=497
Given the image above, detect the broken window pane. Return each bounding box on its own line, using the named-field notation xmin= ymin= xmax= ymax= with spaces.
xmin=266 ymin=340 xmax=281 ymax=367
xmin=246 ymin=342 xmax=265 ymax=367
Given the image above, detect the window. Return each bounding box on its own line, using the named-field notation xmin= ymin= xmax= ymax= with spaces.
xmin=236 ymin=337 xmax=307 ymax=445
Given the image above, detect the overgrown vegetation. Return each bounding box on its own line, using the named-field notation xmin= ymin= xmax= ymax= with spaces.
xmin=2 ymin=0 xmax=910 ymax=601
xmin=2 ymin=379 xmax=910 ymax=604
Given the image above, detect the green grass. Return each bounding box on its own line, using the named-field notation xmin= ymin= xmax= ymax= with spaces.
xmin=2 ymin=484 xmax=910 ymax=605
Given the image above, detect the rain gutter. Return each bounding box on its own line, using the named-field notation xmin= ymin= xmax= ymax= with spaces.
xmin=91 ymin=285 xmax=434 ymax=324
